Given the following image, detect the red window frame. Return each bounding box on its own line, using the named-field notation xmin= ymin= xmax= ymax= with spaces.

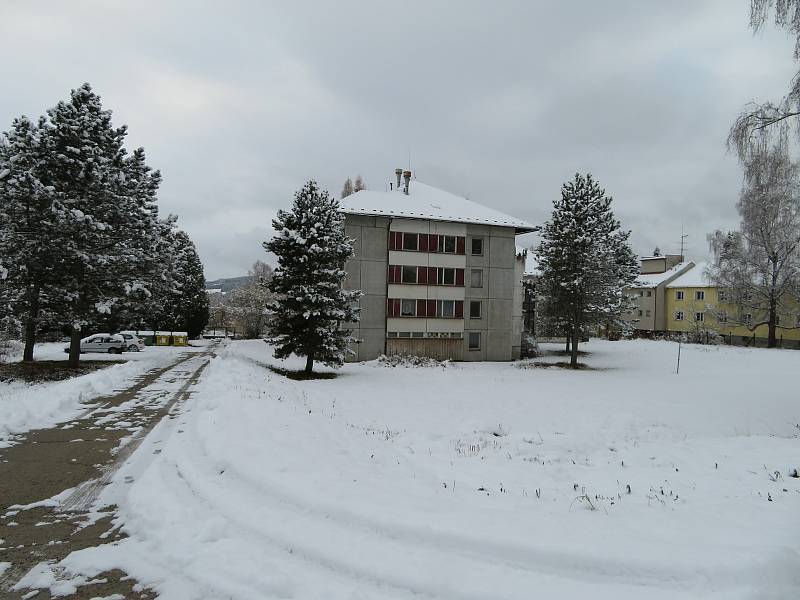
xmin=455 ymin=268 xmax=465 ymax=286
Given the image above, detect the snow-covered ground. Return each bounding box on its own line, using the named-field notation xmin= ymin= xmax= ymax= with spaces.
xmin=0 ymin=343 xmax=207 ymax=448
xmin=57 ymin=340 xmax=800 ymax=598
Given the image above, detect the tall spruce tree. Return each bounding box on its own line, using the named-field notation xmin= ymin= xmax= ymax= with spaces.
xmin=149 ymin=227 xmax=209 ymax=338
xmin=43 ymin=83 xmax=161 ymax=365
xmin=264 ymin=180 xmax=360 ymax=373
xmin=0 ymin=116 xmax=66 ymax=361
xmin=535 ymin=173 xmax=638 ymax=366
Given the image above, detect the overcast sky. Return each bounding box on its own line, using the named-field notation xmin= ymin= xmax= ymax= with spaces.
xmin=1 ymin=1 xmax=797 ymax=279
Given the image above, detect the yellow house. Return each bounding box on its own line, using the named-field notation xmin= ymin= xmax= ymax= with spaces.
xmin=665 ymin=263 xmax=800 ymax=346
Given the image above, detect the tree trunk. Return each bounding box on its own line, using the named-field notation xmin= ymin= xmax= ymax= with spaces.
xmin=22 ymin=285 xmax=41 ymax=363
xmin=304 ymin=353 xmax=314 ymax=374
xmin=68 ymin=327 xmax=82 ymax=367
xmin=767 ymin=296 xmax=777 ymax=348
xmin=570 ymin=325 xmax=580 ymax=367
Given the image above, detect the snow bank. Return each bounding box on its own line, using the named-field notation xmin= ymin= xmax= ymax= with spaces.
xmin=0 ymin=345 xmax=198 ymax=447
xmin=60 ymin=340 xmax=800 ymax=598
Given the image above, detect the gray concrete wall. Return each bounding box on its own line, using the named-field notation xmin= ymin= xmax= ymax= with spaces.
xmin=343 ymin=215 xmax=389 ymax=361
xmin=463 ymin=225 xmax=518 ymax=361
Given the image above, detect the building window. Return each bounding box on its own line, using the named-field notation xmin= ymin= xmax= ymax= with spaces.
xmin=397 ymin=331 xmax=411 ymax=338
xmin=471 ymin=238 xmax=483 ymax=256
xmin=718 ymin=289 xmax=727 ymax=302
xmin=439 ymin=300 xmax=455 ymax=318
xmin=675 ymin=290 xmax=684 ymax=300
xmin=695 ymin=312 xmax=704 ymax=322
xmin=443 ymin=235 xmax=456 ymax=253
xmin=400 ymin=299 xmax=416 ymax=316
xmin=401 ymin=265 xmax=417 ymax=284
xmin=470 ymin=301 xmax=482 ymax=319
xmin=645 ymin=310 xmax=651 ymax=317
xmin=468 ymin=332 xmax=481 ymax=350
xmin=639 ymin=290 xmax=644 ymax=297
xmin=402 ymin=233 xmax=418 ymax=251
xmin=695 ymin=290 xmax=705 ymax=301
xmin=717 ymin=311 xmax=728 ymax=324
xmin=442 ymin=268 xmax=455 ymax=286
xmin=471 ymin=269 xmax=483 ymax=288
xmin=675 ymin=311 xmax=684 ymax=321
xmin=450 ymin=332 xmax=463 ymax=339
xmin=387 ymin=332 xmax=398 ymax=338
xmin=411 ymin=331 xmax=424 ymax=338
xmin=645 ymin=290 xmax=652 ymax=297
xmin=637 ymin=310 xmax=643 ymax=317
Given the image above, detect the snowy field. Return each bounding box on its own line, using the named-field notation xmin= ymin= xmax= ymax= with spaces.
xmin=57 ymin=339 xmax=800 ymax=598
xmin=0 ymin=343 xmax=207 ymax=447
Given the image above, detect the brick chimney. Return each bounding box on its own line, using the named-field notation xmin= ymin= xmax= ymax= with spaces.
xmin=403 ymin=170 xmax=411 ymax=195
xmin=395 ymin=168 xmax=402 ymax=191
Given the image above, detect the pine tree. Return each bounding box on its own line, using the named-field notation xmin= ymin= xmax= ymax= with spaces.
xmin=0 ymin=116 xmax=66 ymax=362
xmin=341 ymin=177 xmax=354 ymax=199
xmin=43 ymin=83 xmax=165 ymax=365
xmin=150 ymin=227 xmax=209 ymax=338
xmin=535 ymin=173 xmax=638 ymax=366
xmin=264 ymin=180 xmax=360 ymax=373
xmin=353 ymin=175 xmax=365 ymax=192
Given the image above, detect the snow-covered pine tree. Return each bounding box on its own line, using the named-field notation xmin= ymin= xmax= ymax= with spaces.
xmin=101 ymin=146 xmax=164 ymax=332
xmin=535 ymin=173 xmax=638 ymax=367
xmin=42 ymin=83 xmax=161 ymax=365
xmin=264 ymin=180 xmax=360 ymax=373
xmin=341 ymin=177 xmax=354 ymax=199
xmin=149 ymin=226 xmax=209 ymax=338
xmin=169 ymin=230 xmax=209 ymax=338
xmin=0 ymin=115 xmax=66 ymax=362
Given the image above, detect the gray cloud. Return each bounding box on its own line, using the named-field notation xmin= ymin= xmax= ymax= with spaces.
xmin=1 ymin=1 xmax=797 ymax=278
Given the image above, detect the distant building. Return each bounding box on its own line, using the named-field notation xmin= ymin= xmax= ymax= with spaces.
xmin=624 ymin=256 xmax=695 ymax=333
xmin=340 ymin=169 xmax=535 ymax=361
xmin=665 ymin=262 xmax=800 ymax=346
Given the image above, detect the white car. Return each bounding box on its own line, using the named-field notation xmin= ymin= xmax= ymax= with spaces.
xmin=64 ymin=333 xmax=127 ymax=354
xmin=119 ymin=332 xmax=145 ymax=352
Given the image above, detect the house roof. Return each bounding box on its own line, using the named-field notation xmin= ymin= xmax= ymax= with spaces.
xmin=666 ymin=262 xmax=713 ymax=288
xmin=340 ymin=180 xmax=536 ymax=233
xmin=634 ymin=261 xmax=694 ymax=288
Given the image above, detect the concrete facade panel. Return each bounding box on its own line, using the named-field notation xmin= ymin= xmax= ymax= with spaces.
xmin=489 ymin=236 xmax=515 ymax=268
xmin=488 ymin=299 xmax=513 ymax=331
xmin=488 ymin=268 xmax=514 ymax=300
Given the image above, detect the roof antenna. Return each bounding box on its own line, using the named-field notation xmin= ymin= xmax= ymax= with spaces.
xmin=679 ymin=221 xmax=688 ymax=262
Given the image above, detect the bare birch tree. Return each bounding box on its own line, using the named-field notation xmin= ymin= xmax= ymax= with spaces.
xmin=729 ymin=0 xmax=800 ymax=158
xmin=707 ymin=139 xmax=800 ymax=347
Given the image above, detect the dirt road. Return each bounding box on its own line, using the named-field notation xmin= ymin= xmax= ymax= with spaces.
xmin=0 ymin=344 xmax=216 ymax=599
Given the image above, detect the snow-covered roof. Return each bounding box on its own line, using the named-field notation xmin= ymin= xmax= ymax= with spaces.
xmin=206 ymin=288 xmax=224 ymax=294
xmin=666 ymin=262 xmax=713 ymax=288
xmin=340 ymin=180 xmax=536 ymax=232
xmin=633 ymin=261 xmax=694 ymax=288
